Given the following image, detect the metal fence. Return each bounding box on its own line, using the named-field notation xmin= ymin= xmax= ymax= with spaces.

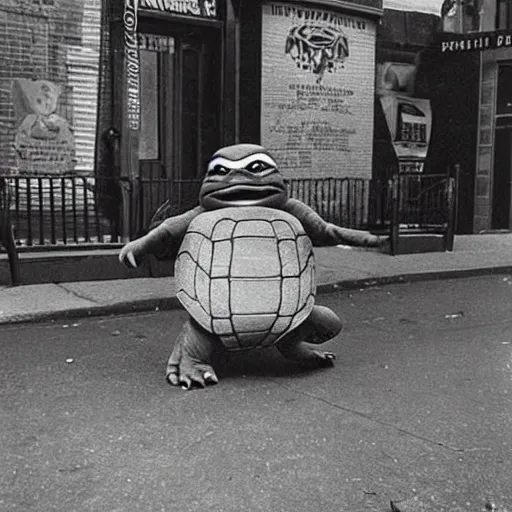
xmin=1 ymin=175 xmax=116 ymax=247
xmin=393 ymin=173 xmax=453 ymax=229
xmin=0 ymin=173 xmax=455 ymax=249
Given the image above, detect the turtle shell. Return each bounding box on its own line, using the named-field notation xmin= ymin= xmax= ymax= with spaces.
xmin=175 ymin=206 xmax=316 ymax=350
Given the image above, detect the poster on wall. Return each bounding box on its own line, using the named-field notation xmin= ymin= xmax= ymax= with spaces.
xmin=261 ymin=2 xmax=377 ymax=179
xmin=12 ymin=79 xmax=75 ymax=174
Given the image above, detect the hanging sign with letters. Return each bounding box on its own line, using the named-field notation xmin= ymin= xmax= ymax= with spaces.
xmin=139 ymin=0 xmax=216 ymax=18
xmin=439 ymin=30 xmax=512 ymax=53
xmin=124 ymin=0 xmax=140 ymax=131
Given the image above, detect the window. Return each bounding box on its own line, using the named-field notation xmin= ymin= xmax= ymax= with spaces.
xmin=497 ymin=63 xmax=512 ymax=116
xmin=496 ymin=0 xmax=512 ymax=30
xmin=139 ymin=49 xmax=160 ymax=160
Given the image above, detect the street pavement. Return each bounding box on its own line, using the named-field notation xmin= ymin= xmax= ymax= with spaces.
xmin=1 ymin=233 xmax=512 ymax=324
xmin=1 ymin=276 xmax=511 ymax=512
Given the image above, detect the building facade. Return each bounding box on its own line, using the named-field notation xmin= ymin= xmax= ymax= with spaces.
xmin=474 ymin=0 xmax=512 ymax=232
xmin=1 ymin=0 xmax=383 ymax=245
xmin=434 ymin=0 xmax=512 ymax=233
xmin=100 ymin=0 xmax=383 ymax=188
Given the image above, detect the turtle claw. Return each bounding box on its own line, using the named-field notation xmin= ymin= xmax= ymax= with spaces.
xmin=204 ymin=371 xmax=219 ymax=385
xmin=166 ymin=371 xmax=179 ymax=386
xmin=314 ymin=350 xmax=336 ymax=367
xmin=277 ymin=341 xmax=337 ymax=367
xmin=167 ymin=363 xmax=219 ymax=390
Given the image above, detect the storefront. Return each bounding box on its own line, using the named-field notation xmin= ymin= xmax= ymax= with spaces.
xmin=433 ymin=12 xmax=512 ymax=233
xmin=1 ymin=0 xmax=382 ymax=246
xmin=105 ymin=0 xmax=382 ymax=184
xmin=98 ymin=0 xmax=382 ymax=231
xmin=475 ymin=34 xmax=512 ymax=232
xmin=99 ymin=0 xmax=228 ymax=224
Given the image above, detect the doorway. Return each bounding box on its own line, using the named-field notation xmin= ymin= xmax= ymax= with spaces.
xmin=492 ymin=63 xmax=512 ymax=229
xmin=136 ymin=20 xmax=222 ymax=221
xmin=492 ymin=126 xmax=512 ymax=229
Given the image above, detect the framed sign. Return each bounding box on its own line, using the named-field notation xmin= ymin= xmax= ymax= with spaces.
xmin=260 ymin=2 xmax=377 ymax=179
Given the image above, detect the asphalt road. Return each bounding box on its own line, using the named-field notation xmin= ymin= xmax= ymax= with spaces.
xmin=1 ymin=276 xmax=512 ymax=512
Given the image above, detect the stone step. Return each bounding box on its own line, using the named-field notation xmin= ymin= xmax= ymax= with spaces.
xmin=394 ymin=233 xmax=447 ymax=254
xmin=0 ymin=248 xmax=175 ymax=286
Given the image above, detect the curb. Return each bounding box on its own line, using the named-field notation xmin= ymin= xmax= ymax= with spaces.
xmin=315 ymin=265 xmax=512 ymax=293
xmin=3 ymin=265 xmax=512 ymax=326
xmin=0 ymin=297 xmax=182 ymax=326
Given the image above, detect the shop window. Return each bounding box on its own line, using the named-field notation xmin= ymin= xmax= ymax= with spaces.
xmin=497 ymin=64 xmax=512 ymax=116
xmin=496 ymin=0 xmax=512 ymax=30
xmin=139 ymin=49 xmax=160 ymax=160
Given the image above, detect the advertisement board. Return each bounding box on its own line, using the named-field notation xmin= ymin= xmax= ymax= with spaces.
xmin=260 ymin=2 xmax=377 ymax=179
xmin=379 ymin=95 xmax=432 ymax=173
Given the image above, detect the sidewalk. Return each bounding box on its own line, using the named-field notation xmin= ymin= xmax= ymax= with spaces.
xmin=1 ymin=233 xmax=512 ymax=325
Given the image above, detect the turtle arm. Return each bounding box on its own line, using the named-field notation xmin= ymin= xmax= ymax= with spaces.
xmin=119 ymin=206 xmax=204 ymax=267
xmin=283 ymin=198 xmax=383 ymax=247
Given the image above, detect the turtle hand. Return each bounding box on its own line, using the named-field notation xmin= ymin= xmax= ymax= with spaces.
xmin=366 ymin=233 xmax=385 ymax=247
xmin=377 ymin=235 xmax=391 ymax=252
xmin=119 ymin=240 xmax=145 ymax=268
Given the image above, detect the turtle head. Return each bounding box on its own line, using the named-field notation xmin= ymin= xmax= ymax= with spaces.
xmin=199 ymin=144 xmax=288 ymax=210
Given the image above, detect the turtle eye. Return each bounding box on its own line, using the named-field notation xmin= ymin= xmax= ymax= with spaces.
xmin=209 ymin=165 xmax=230 ymax=176
xmin=245 ymin=160 xmax=272 ymax=173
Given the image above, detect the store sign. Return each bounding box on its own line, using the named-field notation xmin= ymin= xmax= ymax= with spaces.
xmin=139 ymin=0 xmax=216 ymax=17
xmin=124 ymin=0 xmax=140 ymax=131
xmin=380 ymin=95 xmax=432 ymax=168
xmin=260 ymin=2 xmax=377 ymax=179
xmin=440 ymin=30 xmax=512 ymax=53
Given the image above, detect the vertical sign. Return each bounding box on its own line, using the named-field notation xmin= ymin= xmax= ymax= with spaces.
xmin=122 ymin=0 xmax=140 ymax=180
xmin=261 ymin=2 xmax=377 ymax=179
xmin=124 ymin=0 xmax=140 ymax=132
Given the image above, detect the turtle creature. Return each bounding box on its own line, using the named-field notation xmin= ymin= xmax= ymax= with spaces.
xmin=119 ymin=144 xmax=385 ymax=389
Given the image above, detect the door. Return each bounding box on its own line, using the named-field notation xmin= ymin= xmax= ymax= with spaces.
xmin=492 ymin=127 xmax=512 ymax=230
xmin=137 ymin=22 xmax=222 ymax=225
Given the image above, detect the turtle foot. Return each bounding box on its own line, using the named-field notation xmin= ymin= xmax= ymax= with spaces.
xmin=277 ymin=341 xmax=336 ymax=367
xmin=166 ymin=319 xmax=223 ymax=390
xmin=166 ymin=358 xmax=219 ymax=390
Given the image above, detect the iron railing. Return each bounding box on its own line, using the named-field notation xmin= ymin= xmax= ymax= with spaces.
xmin=389 ymin=172 xmax=457 ymax=254
xmin=0 ymin=173 xmax=455 ymax=249
xmin=393 ymin=173 xmax=453 ymax=229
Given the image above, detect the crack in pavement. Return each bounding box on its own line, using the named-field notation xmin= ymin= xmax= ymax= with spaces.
xmin=55 ymin=283 xmax=102 ymax=305
xmin=270 ymin=379 xmax=464 ymax=453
